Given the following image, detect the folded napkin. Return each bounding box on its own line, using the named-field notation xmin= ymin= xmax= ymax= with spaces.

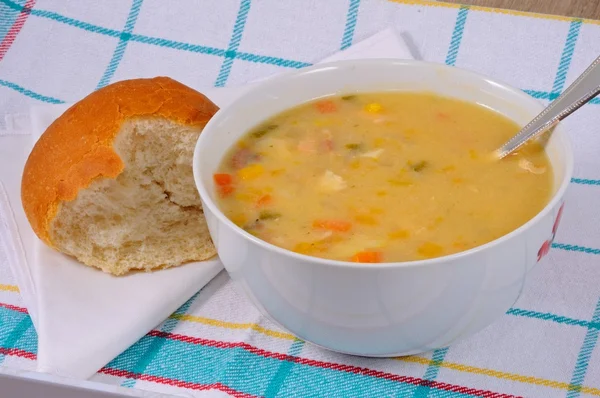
xmin=0 ymin=28 xmax=414 ymax=379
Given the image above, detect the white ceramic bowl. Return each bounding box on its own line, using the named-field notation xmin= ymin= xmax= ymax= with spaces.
xmin=193 ymin=59 xmax=573 ymax=356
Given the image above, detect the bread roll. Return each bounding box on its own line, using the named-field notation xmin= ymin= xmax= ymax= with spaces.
xmin=21 ymin=77 xmax=219 ymax=275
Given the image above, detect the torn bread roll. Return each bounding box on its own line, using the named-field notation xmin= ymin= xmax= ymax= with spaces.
xmin=21 ymin=77 xmax=219 ymax=275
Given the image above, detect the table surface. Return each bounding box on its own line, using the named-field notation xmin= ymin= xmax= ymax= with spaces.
xmin=448 ymin=0 xmax=600 ymax=20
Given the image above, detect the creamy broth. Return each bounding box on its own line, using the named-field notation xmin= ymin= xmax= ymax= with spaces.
xmin=214 ymin=92 xmax=553 ymax=263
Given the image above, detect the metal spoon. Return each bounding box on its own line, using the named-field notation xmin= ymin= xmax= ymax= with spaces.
xmin=494 ymin=55 xmax=600 ymax=159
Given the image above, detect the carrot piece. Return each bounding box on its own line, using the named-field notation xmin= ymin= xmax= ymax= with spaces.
xmin=323 ymin=139 xmax=334 ymax=151
xmin=213 ymin=173 xmax=233 ymax=186
xmin=436 ymin=112 xmax=451 ymax=120
xmin=218 ymin=185 xmax=235 ymax=198
xmin=256 ymin=194 xmax=272 ymax=207
xmin=352 ymin=251 xmax=383 ymax=263
xmin=313 ymin=219 xmax=352 ymax=232
xmin=315 ymin=100 xmax=337 ymax=114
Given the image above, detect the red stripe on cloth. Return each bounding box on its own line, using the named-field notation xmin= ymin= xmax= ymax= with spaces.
xmin=0 ymin=302 xmax=28 ymax=314
xmin=0 ymin=347 xmax=36 ymax=360
xmin=0 ymin=0 xmax=36 ymax=61
xmin=100 ymin=368 xmax=257 ymax=398
xmin=148 ymin=331 xmax=520 ymax=398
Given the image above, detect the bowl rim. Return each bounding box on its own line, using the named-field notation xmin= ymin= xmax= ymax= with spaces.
xmin=193 ymin=58 xmax=574 ymax=270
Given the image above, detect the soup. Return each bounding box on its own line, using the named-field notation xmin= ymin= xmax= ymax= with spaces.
xmin=213 ymin=92 xmax=553 ymax=263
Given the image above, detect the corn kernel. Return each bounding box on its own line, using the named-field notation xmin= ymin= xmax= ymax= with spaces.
xmin=355 ymin=214 xmax=378 ymax=225
xmin=388 ymin=230 xmax=410 ymax=239
xmin=234 ymin=193 xmax=253 ymax=202
xmin=230 ymin=214 xmax=248 ymax=227
xmin=238 ymin=164 xmax=264 ymax=180
xmin=364 ymin=102 xmax=383 ymax=113
xmin=314 ymin=119 xmax=332 ymax=127
xmin=388 ymin=179 xmax=414 ymax=187
xmin=417 ymin=242 xmax=444 ymax=258
xmin=373 ymin=137 xmax=386 ymax=147
xmin=293 ymin=242 xmax=313 ymax=254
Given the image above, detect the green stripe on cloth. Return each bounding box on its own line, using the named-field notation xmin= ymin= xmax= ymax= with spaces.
xmin=445 ymin=5 xmax=469 ymax=66
xmin=96 ymin=0 xmax=143 ymax=89
xmin=566 ymin=296 xmax=600 ymax=398
xmin=120 ymin=292 xmax=201 ymax=388
xmin=214 ymin=0 xmax=252 ymax=87
xmin=340 ymin=0 xmax=361 ymax=50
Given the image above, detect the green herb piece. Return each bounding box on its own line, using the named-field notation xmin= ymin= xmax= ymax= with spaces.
xmin=411 ymin=160 xmax=428 ymax=172
xmin=259 ymin=210 xmax=281 ymax=220
xmin=252 ymin=124 xmax=278 ymax=138
xmin=341 ymin=95 xmax=356 ymax=101
xmin=345 ymin=143 xmax=363 ymax=150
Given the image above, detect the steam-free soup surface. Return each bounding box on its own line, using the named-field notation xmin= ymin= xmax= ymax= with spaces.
xmin=214 ymin=92 xmax=553 ymax=263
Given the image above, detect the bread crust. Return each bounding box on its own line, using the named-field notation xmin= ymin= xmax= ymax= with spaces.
xmin=21 ymin=77 xmax=219 ymax=246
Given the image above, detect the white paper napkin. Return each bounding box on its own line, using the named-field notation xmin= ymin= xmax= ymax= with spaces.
xmin=0 ymin=28 xmax=413 ymax=380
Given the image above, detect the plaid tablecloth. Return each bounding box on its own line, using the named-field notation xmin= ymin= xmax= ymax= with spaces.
xmin=1 ymin=0 xmax=600 ymax=397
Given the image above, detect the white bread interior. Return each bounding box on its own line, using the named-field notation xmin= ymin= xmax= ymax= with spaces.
xmin=49 ymin=118 xmax=215 ymax=275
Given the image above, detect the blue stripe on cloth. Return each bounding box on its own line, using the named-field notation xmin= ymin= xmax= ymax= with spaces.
xmin=214 ymin=0 xmax=251 ymax=87
xmin=129 ymin=34 xmax=226 ymax=56
xmin=523 ymin=89 xmax=558 ymax=100
xmin=120 ymin=292 xmax=201 ymax=388
xmin=566 ymin=296 xmax=600 ymax=398
xmin=572 ymin=178 xmax=600 ymax=186
xmin=507 ymin=308 xmax=600 ymax=330
xmin=0 ymin=0 xmax=121 ymax=37
xmin=0 ymin=0 xmax=25 ymax=44
xmin=340 ymin=0 xmax=361 ymax=50
xmin=0 ymin=307 xmax=36 ymax=361
xmin=524 ymin=89 xmax=600 ymax=104
xmin=412 ymin=347 xmax=450 ymax=398
xmin=96 ymin=0 xmax=143 ymax=89
xmin=445 ymin=5 xmax=469 ymax=66
xmin=0 ymin=0 xmax=314 ymax=72
xmin=263 ymin=339 xmax=305 ymax=398
xmin=0 ymin=79 xmax=64 ymax=103
xmin=0 ymin=311 xmax=32 ymax=365
xmin=107 ymin=335 xmax=479 ymax=398
xmin=552 ymin=243 xmax=600 ymax=255
xmin=234 ymin=51 xmax=311 ymax=68
xmin=552 ymin=19 xmax=582 ymax=94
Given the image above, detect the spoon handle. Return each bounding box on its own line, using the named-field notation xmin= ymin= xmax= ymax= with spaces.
xmin=496 ymin=55 xmax=600 ymax=159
